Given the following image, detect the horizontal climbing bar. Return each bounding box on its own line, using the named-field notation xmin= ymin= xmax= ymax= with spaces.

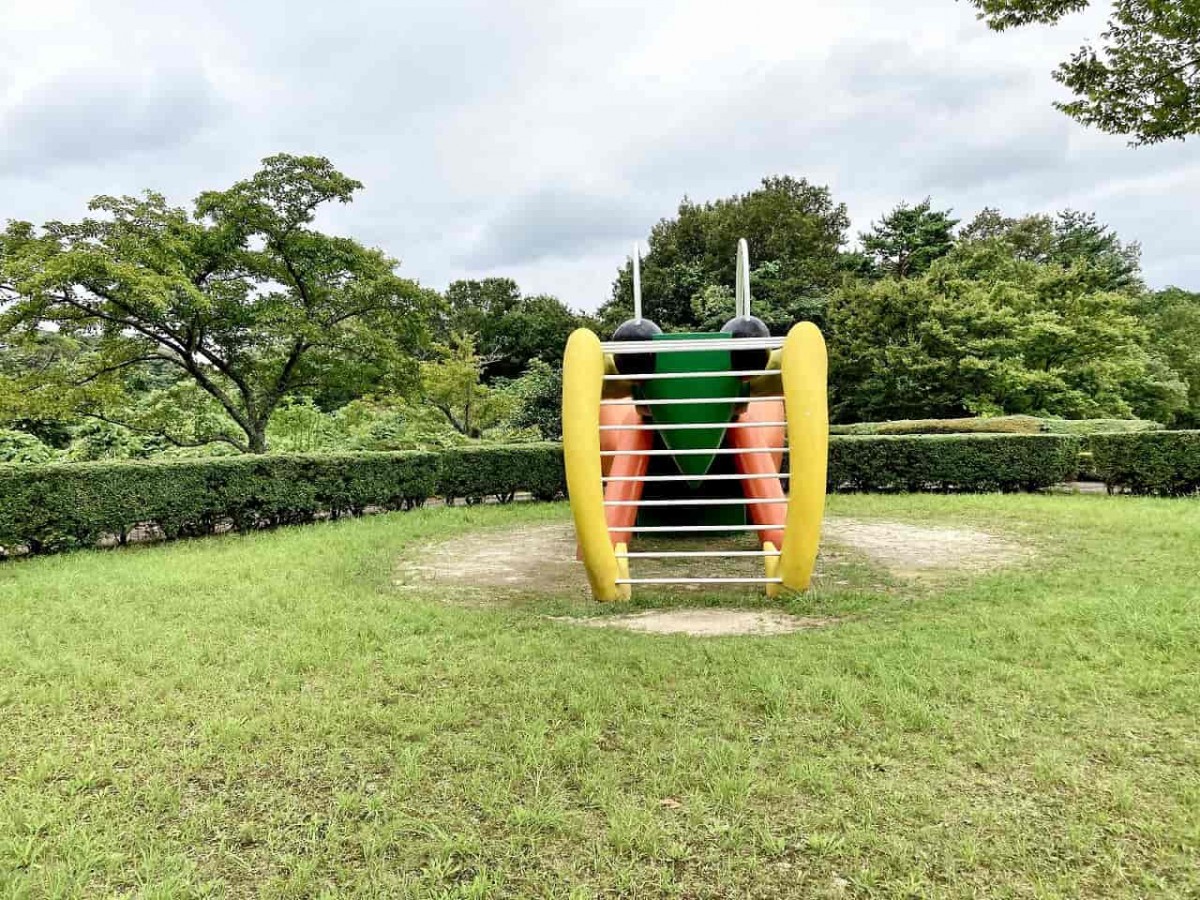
xmin=604 ymin=472 xmax=788 ymax=483
xmin=604 ymin=369 xmax=775 ymax=381
xmin=600 ymin=420 xmax=786 ymax=432
xmin=600 ymin=447 xmax=786 ymax=457
xmin=616 ymin=550 xmax=781 ymax=558
xmin=601 ymin=337 xmax=784 ymax=354
xmin=601 ymin=395 xmax=784 ymax=406
xmin=605 ymin=497 xmax=787 ymax=507
xmin=615 ymin=577 xmax=784 ymax=585
xmin=609 ymin=524 xmax=769 ymax=533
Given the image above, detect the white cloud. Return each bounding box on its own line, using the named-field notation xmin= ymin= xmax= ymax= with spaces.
xmin=0 ymin=0 xmax=1194 ymax=308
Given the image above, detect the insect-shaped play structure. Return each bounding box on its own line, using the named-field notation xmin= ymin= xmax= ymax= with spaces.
xmin=563 ymin=240 xmax=829 ymax=601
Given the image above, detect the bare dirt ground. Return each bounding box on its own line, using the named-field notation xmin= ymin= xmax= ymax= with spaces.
xmin=556 ymin=609 xmax=835 ymax=636
xmin=397 ymin=516 xmax=1025 ymax=636
xmin=821 ymin=518 xmax=1025 ymax=576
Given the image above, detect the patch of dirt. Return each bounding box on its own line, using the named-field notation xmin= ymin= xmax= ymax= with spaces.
xmin=397 ymin=516 xmax=1024 ymax=603
xmin=821 ymin=518 xmax=1024 ymax=576
xmin=398 ymin=524 xmax=589 ymax=601
xmin=557 ymin=609 xmax=835 ymax=637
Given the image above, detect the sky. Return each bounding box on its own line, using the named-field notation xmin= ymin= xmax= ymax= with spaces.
xmin=1 ymin=0 xmax=1197 ymax=311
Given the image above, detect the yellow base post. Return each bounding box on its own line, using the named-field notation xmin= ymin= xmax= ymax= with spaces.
xmin=563 ymin=328 xmax=626 ymax=602
xmin=776 ymin=323 xmax=829 ymax=593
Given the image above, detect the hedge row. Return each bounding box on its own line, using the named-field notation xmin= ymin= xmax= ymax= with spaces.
xmin=3 ymin=432 xmax=1196 ymax=555
xmin=830 ymin=415 xmax=1163 ymax=436
xmin=828 ymin=433 xmax=1082 ymax=492
xmin=1087 ymin=431 xmax=1200 ymax=496
xmin=0 ymin=444 xmax=568 ymax=554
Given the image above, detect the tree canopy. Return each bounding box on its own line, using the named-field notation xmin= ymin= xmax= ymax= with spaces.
xmin=441 ymin=278 xmax=588 ymax=380
xmin=598 ymin=176 xmax=850 ymax=334
xmin=967 ymin=0 xmax=1200 ymax=144
xmin=0 ymin=155 xmax=433 ymax=452
xmin=827 ymin=236 xmax=1184 ymax=423
xmin=860 ymin=199 xmax=959 ymax=279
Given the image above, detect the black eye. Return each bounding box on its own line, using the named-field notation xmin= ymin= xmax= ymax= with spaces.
xmin=612 ymin=318 xmax=662 ymax=375
xmin=720 ymin=315 xmax=770 ymax=372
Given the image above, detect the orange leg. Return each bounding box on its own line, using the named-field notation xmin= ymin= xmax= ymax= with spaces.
xmin=730 ymin=399 xmax=786 ymax=547
xmin=601 ymin=405 xmax=653 ymax=546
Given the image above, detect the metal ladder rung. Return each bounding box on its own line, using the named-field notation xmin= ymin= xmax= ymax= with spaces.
xmin=604 ymin=369 xmax=775 ymax=381
xmin=601 ymin=337 xmax=784 ymax=354
xmin=615 ymin=577 xmax=784 ymax=585
xmin=601 ymin=396 xmax=784 ymax=406
xmin=600 ymin=421 xmax=786 ymax=431
xmin=604 ymin=473 xmax=788 ymax=483
xmin=610 ymin=525 xmax=770 ymax=533
xmin=616 ymin=550 xmax=780 ymax=559
xmin=606 ymin=497 xmax=786 ymax=507
xmin=601 ymin=447 xmax=786 ymax=457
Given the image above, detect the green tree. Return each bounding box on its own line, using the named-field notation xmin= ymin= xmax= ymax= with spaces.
xmin=967 ymin=0 xmax=1200 ymax=144
xmin=827 ymin=251 xmax=1185 ymax=423
xmin=957 ymin=207 xmax=1142 ymax=292
xmin=860 ymin=198 xmax=959 ymax=278
xmin=503 ymin=359 xmax=563 ymax=439
xmin=442 ymin=279 xmax=587 ymax=380
xmin=598 ymin=175 xmax=850 ymax=333
xmin=420 ymin=335 xmax=516 ymax=439
xmin=1137 ymin=287 xmax=1200 ymax=426
xmin=0 ymin=154 xmax=433 ymax=453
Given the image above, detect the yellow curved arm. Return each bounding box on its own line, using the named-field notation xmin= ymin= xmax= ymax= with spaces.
xmin=775 ymin=322 xmax=828 ymax=593
xmin=562 ymin=328 xmax=626 ymax=602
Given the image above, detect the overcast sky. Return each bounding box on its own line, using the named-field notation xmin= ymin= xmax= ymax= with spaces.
xmin=2 ymin=0 xmax=1197 ymax=310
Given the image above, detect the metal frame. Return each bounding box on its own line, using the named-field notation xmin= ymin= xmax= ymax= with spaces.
xmin=602 ymin=337 xmax=782 ymax=354
xmin=602 ymin=395 xmax=784 ymax=406
xmin=600 ymin=420 xmax=785 ymax=431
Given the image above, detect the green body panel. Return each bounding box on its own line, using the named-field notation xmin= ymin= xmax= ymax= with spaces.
xmin=639 ymin=333 xmax=744 ymax=478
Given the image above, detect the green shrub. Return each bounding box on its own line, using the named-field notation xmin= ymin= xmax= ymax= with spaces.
xmin=1039 ymin=418 xmax=1164 ymax=435
xmin=0 ymin=429 xmax=56 ymax=464
xmin=830 ymin=415 xmax=1161 ymax=436
xmin=831 ymin=415 xmax=1046 ymax=436
xmin=1088 ymin=431 xmax=1200 ymax=496
xmin=828 ymin=434 xmax=1081 ymax=492
xmin=0 ymin=452 xmax=438 ymax=554
xmin=438 ymin=443 xmax=566 ymax=504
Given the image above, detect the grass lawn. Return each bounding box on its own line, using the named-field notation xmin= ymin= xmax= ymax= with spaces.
xmin=0 ymin=495 xmax=1197 ymax=898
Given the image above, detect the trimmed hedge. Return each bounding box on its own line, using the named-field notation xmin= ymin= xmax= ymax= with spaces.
xmin=437 ymin=443 xmax=566 ymax=505
xmin=830 ymin=415 xmax=1163 ymax=436
xmin=0 ymin=445 xmax=568 ymax=555
xmin=827 ymin=433 xmax=1082 ymax=492
xmin=0 ymin=452 xmax=439 ymax=554
xmin=6 ymin=430 xmax=1195 ymax=556
xmin=1088 ymin=431 xmax=1200 ymax=496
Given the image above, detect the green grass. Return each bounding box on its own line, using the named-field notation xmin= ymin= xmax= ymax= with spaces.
xmin=1 ymin=496 xmax=1197 ymax=898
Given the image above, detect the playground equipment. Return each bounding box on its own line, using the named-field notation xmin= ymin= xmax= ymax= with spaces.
xmin=563 ymin=240 xmax=829 ymax=602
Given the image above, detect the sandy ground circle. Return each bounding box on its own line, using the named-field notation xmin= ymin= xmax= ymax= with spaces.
xmin=397 ymin=516 xmax=1024 ymax=635
xmin=556 ymin=608 xmax=835 ymax=636
xmin=821 ymin=518 xmax=1024 ymax=575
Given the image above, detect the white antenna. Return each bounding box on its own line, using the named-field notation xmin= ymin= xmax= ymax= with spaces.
xmin=735 ymin=238 xmax=750 ymax=318
xmin=632 ymin=244 xmax=643 ymax=322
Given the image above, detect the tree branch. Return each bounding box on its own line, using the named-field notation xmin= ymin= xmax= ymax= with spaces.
xmin=80 ymin=411 xmax=248 ymax=453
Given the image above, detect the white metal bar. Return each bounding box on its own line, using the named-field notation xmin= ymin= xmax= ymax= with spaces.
xmin=601 ymin=395 xmax=784 ymax=406
xmin=610 ymin=525 xmax=770 ymax=533
xmin=616 ymin=577 xmax=783 ymax=585
xmin=604 ymin=472 xmax=788 ymax=483
xmin=600 ymin=421 xmax=786 ymax=432
xmin=604 ymin=369 xmax=774 ymax=381
xmin=632 ymin=244 xmax=642 ymax=322
xmin=600 ymin=447 xmax=786 ymax=457
xmin=736 ymin=238 xmax=751 ymax=318
xmin=606 ymin=497 xmax=786 ymax=507
xmin=616 ymin=550 xmax=780 ymax=558
xmin=601 ymin=337 xmax=782 ymax=354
